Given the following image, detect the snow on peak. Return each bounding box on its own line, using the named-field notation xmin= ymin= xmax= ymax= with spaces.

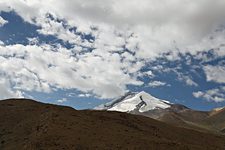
xmin=210 ymin=106 xmax=225 ymax=116
xmin=96 ymin=91 xmax=171 ymax=113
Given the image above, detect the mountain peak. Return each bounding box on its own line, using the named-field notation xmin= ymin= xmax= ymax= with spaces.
xmin=210 ymin=106 xmax=225 ymax=116
xmin=137 ymin=91 xmax=148 ymax=95
xmin=95 ymin=91 xmax=171 ymax=113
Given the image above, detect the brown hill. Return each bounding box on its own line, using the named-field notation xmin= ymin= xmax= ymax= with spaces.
xmin=155 ymin=106 xmax=225 ymax=133
xmin=133 ymin=104 xmax=211 ymax=132
xmin=201 ymin=107 xmax=225 ymax=132
xmin=0 ymin=99 xmax=225 ymax=150
xmin=134 ymin=104 xmax=225 ymax=133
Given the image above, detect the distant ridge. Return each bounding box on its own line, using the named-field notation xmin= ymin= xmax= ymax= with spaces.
xmin=95 ymin=91 xmax=171 ymax=112
xmin=96 ymin=91 xmax=225 ymax=133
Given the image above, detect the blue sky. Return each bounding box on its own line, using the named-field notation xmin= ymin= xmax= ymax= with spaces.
xmin=0 ymin=1 xmax=225 ymax=111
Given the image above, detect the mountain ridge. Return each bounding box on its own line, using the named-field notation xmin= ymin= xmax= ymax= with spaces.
xmin=95 ymin=91 xmax=225 ymax=133
xmin=1 ymin=98 xmax=225 ymax=149
xmin=95 ymin=91 xmax=172 ymax=112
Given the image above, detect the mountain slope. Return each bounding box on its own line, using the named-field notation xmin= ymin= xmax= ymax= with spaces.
xmin=96 ymin=91 xmax=225 ymax=133
xmin=201 ymin=107 xmax=225 ymax=132
xmin=95 ymin=91 xmax=171 ymax=112
xmin=1 ymin=99 xmax=225 ymax=150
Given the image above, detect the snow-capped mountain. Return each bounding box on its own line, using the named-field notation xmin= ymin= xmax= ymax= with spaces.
xmin=95 ymin=91 xmax=171 ymax=112
xmin=95 ymin=91 xmax=225 ymax=134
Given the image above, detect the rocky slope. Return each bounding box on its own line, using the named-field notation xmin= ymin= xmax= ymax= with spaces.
xmin=96 ymin=91 xmax=225 ymax=133
xmin=1 ymin=99 xmax=225 ymax=150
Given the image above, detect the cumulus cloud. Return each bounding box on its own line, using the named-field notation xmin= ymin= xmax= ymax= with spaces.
xmin=158 ymin=67 xmax=199 ymax=87
xmin=148 ymin=81 xmax=167 ymax=88
xmin=204 ymin=65 xmax=225 ymax=83
xmin=0 ymin=0 xmax=225 ymax=99
xmin=0 ymin=43 xmax=143 ymax=99
xmin=57 ymin=98 xmax=67 ymax=103
xmin=0 ymin=16 xmax=8 ymax=26
xmin=0 ymin=78 xmax=23 ymax=99
xmin=1 ymin=0 xmax=225 ymax=58
xmin=193 ymin=87 xmax=225 ymax=102
xmin=78 ymin=93 xmax=91 ymax=98
xmin=0 ymin=40 xmax=4 ymax=45
xmin=178 ymin=75 xmax=198 ymax=87
xmin=142 ymin=70 xmax=155 ymax=78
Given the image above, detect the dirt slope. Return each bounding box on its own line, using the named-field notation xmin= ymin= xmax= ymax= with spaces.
xmin=202 ymin=108 xmax=225 ymax=131
xmin=0 ymin=99 xmax=225 ymax=150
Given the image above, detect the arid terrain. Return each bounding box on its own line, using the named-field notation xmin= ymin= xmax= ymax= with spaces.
xmin=1 ymin=99 xmax=225 ymax=150
xmin=96 ymin=91 xmax=225 ymax=134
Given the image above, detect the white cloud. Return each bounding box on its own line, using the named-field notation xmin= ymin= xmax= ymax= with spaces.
xmin=78 ymin=93 xmax=91 ymax=98
xmin=193 ymin=87 xmax=225 ymax=102
xmin=204 ymin=65 xmax=225 ymax=83
xmin=0 ymin=16 xmax=8 ymax=26
xmin=0 ymin=40 xmax=4 ymax=45
xmin=1 ymin=0 xmax=225 ymax=58
xmin=142 ymin=70 xmax=155 ymax=78
xmin=179 ymin=75 xmax=198 ymax=87
xmin=0 ymin=0 xmax=225 ymax=99
xmin=0 ymin=43 xmax=143 ymax=99
xmin=57 ymin=98 xmax=67 ymax=103
xmin=0 ymin=78 xmax=23 ymax=99
xmin=164 ymin=68 xmax=199 ymax=87
xmin=148 ymin=81 xmax=167 ymax=88
xmin=193 ymin=91 xmax=204 ymax=98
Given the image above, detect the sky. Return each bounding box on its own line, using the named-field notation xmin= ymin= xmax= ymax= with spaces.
xmin=0 ymin=0 xmax=225 ymax=111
